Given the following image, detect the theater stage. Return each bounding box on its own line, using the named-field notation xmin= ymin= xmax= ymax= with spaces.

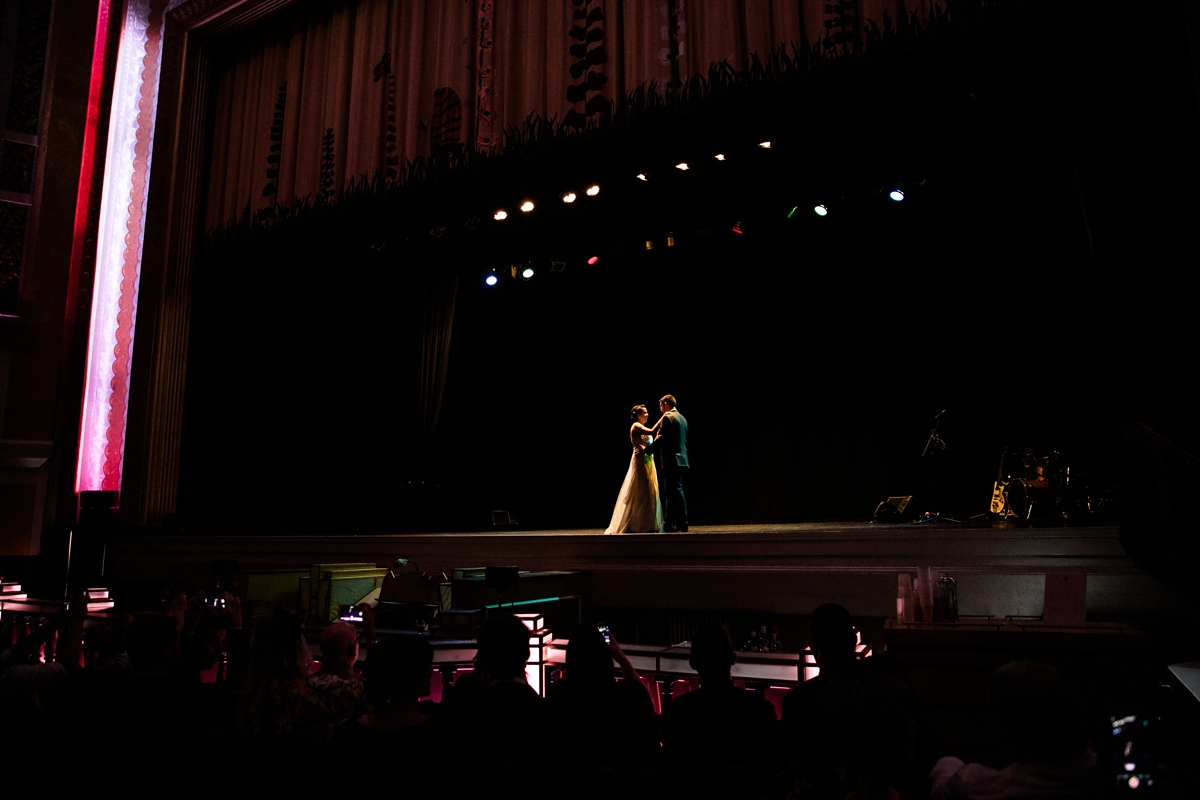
xmin=108 ymin=522 xmax=1187 ymax=621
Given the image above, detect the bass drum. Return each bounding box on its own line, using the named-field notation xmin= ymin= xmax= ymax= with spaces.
xmin=1000 ymin=480 xmax=1056 ymax=521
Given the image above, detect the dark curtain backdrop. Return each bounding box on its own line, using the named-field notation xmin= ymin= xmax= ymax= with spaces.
xmin=419 ymin=273 xmax=457 ymax=439
xmin=204 ymin=0 xmax=930 ymax=226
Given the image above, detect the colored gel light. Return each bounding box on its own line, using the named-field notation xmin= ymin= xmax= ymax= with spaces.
xmin=889 ymin=189 xmax=905 ymax=201
xmin=521 ymin=267 xmax=535 ymax=279
xmin=587 ymin=256 xmax=599 ymax=265
xmin=814 ymin=204 xmax=829 ymax=216
xmin=485 ymin=274 xmax=499 ymax=286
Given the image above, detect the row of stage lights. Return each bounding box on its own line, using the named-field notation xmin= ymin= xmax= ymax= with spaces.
xmin=486 ymin=141 xmax=775 ymax=226
xmin=492 ymin=183 xmax=602 ymax=221
xmin=483 ymin=253 xmax=603 ymax=286
xmin=482 ymin=140 xmax=917 ymax=285
xmin=784 ymin=187 xmax=908 ymax=224
xmin=639 ymin=139 xmax=773 ymax=181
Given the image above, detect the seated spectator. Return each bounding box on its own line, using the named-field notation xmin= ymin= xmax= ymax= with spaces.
xmin=440 ymin=613 xmax=545 ymax=760
xmin=309 ymin=620 xmax=366 ymax=723
xmin=0 ymin=604 xmax=82 ymax=722
xmin=238 ymin=609 xmax=332 ymax=739
xmin=546 ymin=624 xmax=658 ymax=765
xmin=84 ymin=614 xmax=131 ymax=673
xmin=930 ymin=661 xmax=1101 ymax=799
xmin=783 ymin=602 xmax=859 ymax=728
xmin=127 ymin=612 xmax=184 ymax=675
xmin=660 ymin=622 xmax=776 ymax=769
xmin=338 ymin=635 xmax=433 ymax=736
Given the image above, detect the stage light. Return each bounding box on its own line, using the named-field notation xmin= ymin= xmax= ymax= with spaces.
xmin=715 ymin=154 xmax=726 ymax=161
xmin=587 ymin=256 xmax=599 ymax=265
xmin=758 ymin=141 xmax=772 ymax=149
xmin=485 ymin=273 xmax=499 ymax=286
xmin=814 ymin=204 xmax=829 ymax=216
xmin=889 ymin=189 xmax=905 ymax=202
xmin=732 ymin=220 xmax=744 ymax=234
xmin=521 ymin=266 xmax=535 ymax=280
xmin=429 ymin=225 xmax=447 ymax=238
xmin=787 ymin=206 xmax=798 ymax=218
xmin=675 ymin=162 xmax=689 ymax=171
xmin=520 ymin=200 xmax=535 ymax=212
xmin=586 ymin=184 xmax=600 ymax=196
xmin=562 ymin=192 xmax=577 ymax=203
xmin=494 ymin=210 xmax=508 ymax=220
xmin=636 ymin=173 xmax=648 ymax=181
xmin=667 ymin=232 xmax=676 ymax=247
xmin=645 ymin=240 xmax=654 ymax=250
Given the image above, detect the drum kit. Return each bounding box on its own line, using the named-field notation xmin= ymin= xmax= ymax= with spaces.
xmin=988 ymin=448 xmax=1084 ymax=522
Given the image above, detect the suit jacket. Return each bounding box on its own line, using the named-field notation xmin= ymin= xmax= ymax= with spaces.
xmin=648 ymin=409 xmax=689 ymax=469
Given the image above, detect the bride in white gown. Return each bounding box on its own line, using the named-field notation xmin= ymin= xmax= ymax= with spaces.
xmin=604 ymin=404 xmax=664 ymax=534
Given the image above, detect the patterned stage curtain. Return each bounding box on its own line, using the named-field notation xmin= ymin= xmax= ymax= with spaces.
xmin=204 ymin=0 xmax=929 ymax=228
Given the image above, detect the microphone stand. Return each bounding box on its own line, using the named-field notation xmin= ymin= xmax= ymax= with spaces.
xmin=921 ymin=411 xmax=949 ymax=459
xmin=917 ymin=411 xmax=961 ymax=523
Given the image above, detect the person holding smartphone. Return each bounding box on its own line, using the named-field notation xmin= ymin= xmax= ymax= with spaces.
xmin=546 ymin=624 xmax=659 ymax=766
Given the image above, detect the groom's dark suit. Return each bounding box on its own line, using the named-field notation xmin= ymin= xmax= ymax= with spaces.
xmin=647 ymin=409 xmax=688 ymax=531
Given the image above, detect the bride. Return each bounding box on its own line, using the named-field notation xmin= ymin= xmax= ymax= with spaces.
xmin=604 ymin=404 xmax=664 ymax=534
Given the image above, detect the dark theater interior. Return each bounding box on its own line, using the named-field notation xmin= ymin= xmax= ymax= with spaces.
xmin=2 ymin=0 xmax=1200 ymax=795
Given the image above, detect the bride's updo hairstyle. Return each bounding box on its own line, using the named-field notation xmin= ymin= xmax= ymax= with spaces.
xmin=630 ymin=404 xmax=647 ymax=421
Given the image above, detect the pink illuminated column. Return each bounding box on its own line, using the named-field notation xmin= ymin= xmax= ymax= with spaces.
xmin=76 ymin=0 xmax=177 ymax=495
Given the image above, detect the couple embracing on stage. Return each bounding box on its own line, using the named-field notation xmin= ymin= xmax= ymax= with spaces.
xmin=604 ymin=395 xmax=689 ymax=535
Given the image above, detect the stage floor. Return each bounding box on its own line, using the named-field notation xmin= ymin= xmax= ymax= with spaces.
xmin=107 ymin=520 xmax=1191 ymax=620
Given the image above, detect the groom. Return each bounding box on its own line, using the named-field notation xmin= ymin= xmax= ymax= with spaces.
xmin=647 ymin=394 xmax=689 ymax=532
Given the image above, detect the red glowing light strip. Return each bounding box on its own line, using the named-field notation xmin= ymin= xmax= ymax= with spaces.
xmin=68 ymin=0 xmax=113 ymax=300
xmin=68 ymin=0 xmax=113 ymax=487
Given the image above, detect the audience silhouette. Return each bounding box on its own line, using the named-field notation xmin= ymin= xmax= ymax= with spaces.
xmin=1 ymin=593 xmax=1168 ymax=798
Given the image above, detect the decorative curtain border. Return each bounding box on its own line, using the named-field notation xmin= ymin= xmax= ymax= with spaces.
xmin=76 ymin=0 xmax=180 ymax=494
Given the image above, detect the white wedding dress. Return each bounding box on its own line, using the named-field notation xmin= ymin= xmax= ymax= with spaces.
xmin=604 ymin=427 xmax=663 ymax=534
